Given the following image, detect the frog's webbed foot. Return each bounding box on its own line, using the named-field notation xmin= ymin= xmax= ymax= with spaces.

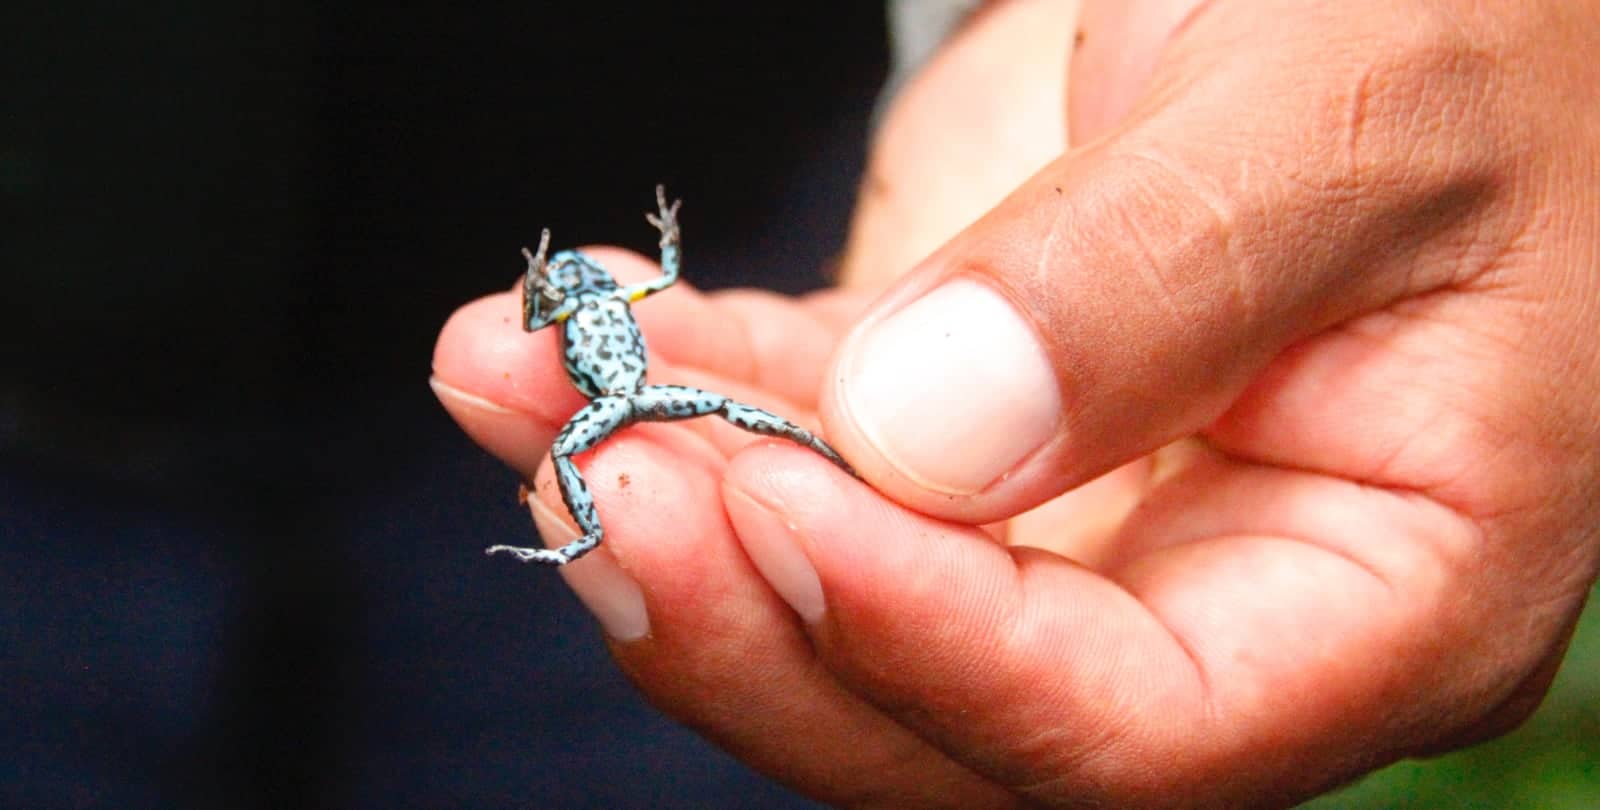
xmin=484 ymin=542 xmax=590 ymax=566
xmin=485 ymin=467 xmax=605 ymax=566
xmin=489 ymin=397 xmax=631 ymax=566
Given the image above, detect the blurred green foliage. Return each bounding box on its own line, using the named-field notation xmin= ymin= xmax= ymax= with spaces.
xmin=1305 ymin=586 xmax=1600 ymax=808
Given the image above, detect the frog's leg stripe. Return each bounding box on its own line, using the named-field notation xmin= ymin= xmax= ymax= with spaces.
xmin=620 ymin=185 xmax=682 ymax=304
xmin=486 ymin=396 xmax=634 ymax=566
xmin=632 ymin=385 xmax=855 ymax=475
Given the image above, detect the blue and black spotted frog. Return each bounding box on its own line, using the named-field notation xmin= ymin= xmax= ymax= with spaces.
xmin=487 ymin=186 xmax=854 ymax=566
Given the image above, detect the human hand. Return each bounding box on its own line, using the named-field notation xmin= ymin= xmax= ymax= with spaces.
xmin=811 ymin=0 xmax=1600 ymax=805
xmin=434 ymin=0 xmax=1600 ymax=805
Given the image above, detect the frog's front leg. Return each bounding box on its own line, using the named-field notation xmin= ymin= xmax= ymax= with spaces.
xmin=618 ymin=185 xmax=682 ymax=304
xmin=486 ymin=395 xmax=634 ymax=565
xmin=521 ymin=228 xmax=576 ymax=331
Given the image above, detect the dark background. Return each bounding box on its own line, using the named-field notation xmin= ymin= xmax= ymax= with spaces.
xmin=3 ymin=4 xmax=886 ymax=807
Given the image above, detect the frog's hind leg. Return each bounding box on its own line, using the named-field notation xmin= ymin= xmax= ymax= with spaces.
xmin=633 ymin=385 xmax=854 ymax=475
xmin=487 ymin=396 xmax=634 ymax=565
xmin=719 ymin=401 xmax=854 ymax=475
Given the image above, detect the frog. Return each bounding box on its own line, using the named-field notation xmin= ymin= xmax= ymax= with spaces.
xmin=486 ymin=186 xmax=853 ymax=566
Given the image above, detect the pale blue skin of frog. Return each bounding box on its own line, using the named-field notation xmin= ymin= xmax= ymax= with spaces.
xmin=486 ymin=186 xmax=853 ymax=566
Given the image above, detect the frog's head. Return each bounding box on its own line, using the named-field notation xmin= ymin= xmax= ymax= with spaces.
xmin=521 ymin=229 xmax=618 ymax=329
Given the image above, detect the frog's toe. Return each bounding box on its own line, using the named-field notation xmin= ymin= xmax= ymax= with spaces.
xmin=485 ymin=544 xmax=572 ymax=566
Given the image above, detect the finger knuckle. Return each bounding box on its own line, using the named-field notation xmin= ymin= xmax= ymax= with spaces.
xmin=1090 ymin=145 xmax=1265 ymax=330
xmin=1329 ymin=9 xmax=1509 ymax=189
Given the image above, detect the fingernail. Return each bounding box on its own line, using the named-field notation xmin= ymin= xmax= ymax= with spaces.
xmin=430 ymin=376 xmax=549 ymax=473
xmin=528 ymin=496 xmax=650 ymax=641
xmin=836 ymin=279 xmax=1061 ymax=494
xmin=724 ymin=487 xmax=826 ymax=624
xmin=430 ymin=374 xmax=516 ymax=415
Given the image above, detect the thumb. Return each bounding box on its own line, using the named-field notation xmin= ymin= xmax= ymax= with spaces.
xmin=1068 ymin=0 xmax=1205 ymax=145
xmin=821 ymin=0 xmax=1488 ymax=522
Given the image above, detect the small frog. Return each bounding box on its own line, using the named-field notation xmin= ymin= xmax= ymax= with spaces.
xmin=487 ymin=186 xmax=853 ymax=566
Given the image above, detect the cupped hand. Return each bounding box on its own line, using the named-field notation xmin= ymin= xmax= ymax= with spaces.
xmin=434 ymin=0 xmax=1600 ymax=806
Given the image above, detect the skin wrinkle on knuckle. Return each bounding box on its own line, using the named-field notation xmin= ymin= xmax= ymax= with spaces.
xmin=1290 ymin=65 xmax=1503 ymax=307
xmin=1341 ymin=14 xmax=1510 ymax=195
xmin=1210 ymin=14 xmax=1519 ymax=307
xmin=977 ymin=149 xmax=1227 ymax=373
xmin=1110 ymin=146 xmax=1241 ymax=307
xmin=1078 ymin=144 xmax=1297 ymax=380
xmin=1164 ymin=4 xmax=1535 ymax=319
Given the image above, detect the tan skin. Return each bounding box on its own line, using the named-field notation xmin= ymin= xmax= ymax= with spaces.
xmin=433 ymin=1 xmax=1600 ymax=806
